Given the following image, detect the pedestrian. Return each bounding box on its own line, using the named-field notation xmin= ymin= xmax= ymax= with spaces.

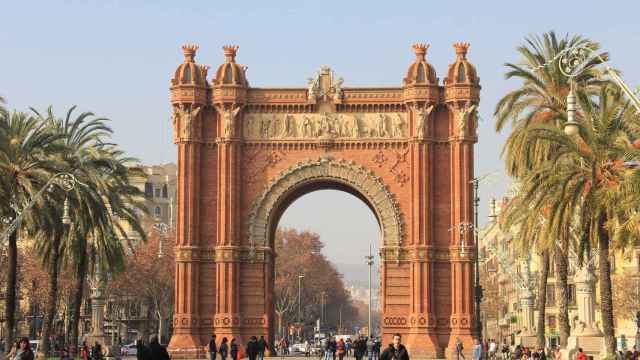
xmin=91 ymin=341 xmax=103 ymax=360
xmin=247 ymin=336 xmax=259 ymax=360
xmin=7 ymin=340 xmax=19 ymax=359
xmin=537 ymin=347 xmax=547 ymax=360
xmin=220 ymin=337 xmax=229 ymax=360
xmin=455 ymin=338 xmax=465 ymax=360
xmin=337 ymin=339 xmax=346 ymax=360
xmin=258 ymin=335 xmax=269 ymax=360
xmin=514 ymin=345 xmax=522 ymax=360
xmin=489 ymin=339 xmax=497 ymax=360
xmin=230 ymin=339 xmax=239 ymax=360
xmin=632 ymin=346 xmax=639 ymax=360
xmin=576 ymin=348 xmax=587 ymax=360
xmin=12 ymin=338 xmax=35 ymax=360
xmin=80 ymin=341 xmax=90 ymax=360
xmin=472 ymin=339 xmax=482 ymax=360
xmin=366 ymin=337 xmax=375 ymax=360
xmin=305 ymin=340 xmax=311 ymax=358
xmin=149 ymin=335 xmax=170 ymax=360
xmin=373 ymin=338 xmax=381 ymax=360
xmin=379 ymin=334 xmax=409 ymax=360
xmin=209 ymin=334 xmax=218 ymax=360
xmin=553 ymin=346 xmax=561 ymax=360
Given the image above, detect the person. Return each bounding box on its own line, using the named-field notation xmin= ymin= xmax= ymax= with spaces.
xmin=12 ymin=338 xmax=35 ymax=360
xmin=356 ymin=337 xmax=366 ymax=360
xmin=137 ymin=339 xmax=152 ymax=360
xmin=246 ymin=336 xmax=259 ymax=360
xmin=553 ymin=346 xmax=561 ymax=360
xmin=576 ymin=348 xmax=587 ymax=360
xmin=220 ymin=337 xmax=229 ymax=360
xmin=230 ymin=339 xmax=239 ymax=360
xmin=373 ymin=338 xmax=381 ymax=360
xmin=501 ymin=340 xmax=510 ymax=360
xmin=209 ymin=334 xmax=218 ymax=360
xmin=149 ymin=335 xmax=170 ymax=360
xmin=345 ymin=338 xmax=352 ymax=357
xmin=632 ymin=346 xmax=639 ymax=360
xmin=379 ymin=334 xmax=409 ymax=360
xmin=61 ymin=349 xmax=72 ymax=360
xmin=366 ymin=337 xmax=375 ymax=360
xmin=455 ymin=338 xmax=465 ymax=360
xmin=258 ymin=335 xmax=269 ymax=360
xmin=472 ymin=339 xmax=482 ymax=360
xmin=514 ymin=345 xmax=522 ymax=360
xmin=7 ymin=341 xmax=19 ymax=359
xmin=537 ymin=347 xmax=547 ymax=360
xmin=91 ymin=341 xmax=103 ymax=360
xmin=80 ymin=341 xmax=90 ymax=360
xmin=489 ymin=339 xmax=497 ymax=360
xmin=304 ymin=340 xmax=311 ymax=358
xmin=337 ymin=339 xmax=346 ymax=360
xmin=324 ymin=338 xmax=333 ymax=360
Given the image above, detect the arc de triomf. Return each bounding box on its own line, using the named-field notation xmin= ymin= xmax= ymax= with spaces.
xmin=168 ymin=42 xmax=480 ymax=358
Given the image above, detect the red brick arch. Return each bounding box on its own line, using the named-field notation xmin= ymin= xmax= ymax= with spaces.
xmin=168 ymin=43 xmax=480 ymax=359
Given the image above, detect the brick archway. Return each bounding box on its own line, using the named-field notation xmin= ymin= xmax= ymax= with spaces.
xmin=247 ymin=156 xmax=403 ymax=252
xmin=168 ymin=43 xmax=480 ymax=359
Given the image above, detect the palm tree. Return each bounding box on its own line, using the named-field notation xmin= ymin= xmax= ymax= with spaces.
xmin=517 ymin=84 xmax=640 ymax=355
xmin=31 ymin=106 xmax=147 ymax=356
xmin=495 ymin=31 xmax=608 ymax=347
xmin=0 ymin=110 xmax=61 ymax=351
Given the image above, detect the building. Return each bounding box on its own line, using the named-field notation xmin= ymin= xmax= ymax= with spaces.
xmin=479 ymin=197 xmax=640 ymax=349
xmin=129 ymin=163 xmax=177 ymax=230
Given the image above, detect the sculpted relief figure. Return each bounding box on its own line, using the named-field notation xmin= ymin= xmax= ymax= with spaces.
xmin=281 ymin=114 xmax=296 ymax=137
xmin=392 ymin=114 xmax=405 ymax=138
xmin=333 ymin=77 xmax=344 ymax=101
xmin=174 ymin=104 xmax=202 ymax=139
xmin=376 ymin=114 xmax=388 ymax=138
xmin=301 ymin=115 xmax=313 ymax=138
xmin=415 ymin=104 xmax=434 ymax=138
xmin=307 ymin=76 xmax=319 ymax=101
xmin=261 ymin=115 xmax=272 ymax=138
xmin=455 ymin=104 xmax=477 ymax=137
xmin=220 ymin=105 xmax=241 ymax=137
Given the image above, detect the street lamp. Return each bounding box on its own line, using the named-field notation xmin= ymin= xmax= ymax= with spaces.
xmin=298 ymin=274 xmax=305 ymax=325
xmin=365 ymin=244 xmax=374 ymax=338
xmin=558 ymin=44 xmax=640 ymax=136
xmin=1 ymin=172 xmax=83 ymax=248
xmin=152 ymin=221 xmax=170 ymax=258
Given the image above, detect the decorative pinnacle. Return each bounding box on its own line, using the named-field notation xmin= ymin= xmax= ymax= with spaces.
xmin=412 ymin=43 xmax=429 ymax=60
xmin=199 ymin=64 xmax=211 ymax=79
xmin=223 ymin=45 xmax=239 ymax=62
xmin=182 ymin=44 xmax=199 ymax=62
xmin=453 ymin=42 xmax=470 ymax=59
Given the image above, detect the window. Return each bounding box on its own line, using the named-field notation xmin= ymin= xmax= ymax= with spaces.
xmin=162 ymin=184 xmax=168 ymax=198
xmin=568 ymin=284 xmax=576 ymax=306
xmin=154 ymin=188 xmax=161 ymax=198
xmin=546 ymin=284 xmax=556 ymax=305
xmin=548 ymin=315 xmax=557 ymax=330
xmin=457 ymin=64 xmax=466 ymax=82
xmin=144 ymin=182 xmax=153 ymax=197
xmin=154 ymin=206 xmax=161 ymax=217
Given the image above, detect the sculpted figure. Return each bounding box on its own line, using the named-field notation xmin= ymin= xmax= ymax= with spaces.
xmin=307 ymin=76 xmax=318 ymax=100
xmin=351 ymin=115 xmax=360 ymax=138
xmin=261 ymin=115 xmax=271 ymax=138
xmin=376 ymin=114 xmax=388 ymax=138
xmin=281 ymin=114 xmax=296 ymax=137
xmin=302 ymin=116 xmax=313 ymax=138
xmin=313 ymin=115 xmax=323 ymax=137
xmin=415 ymin=104 xmax=434 ymax=138
xmin=333 ymin=77 xmax=344 ymax=101
xmin=455 ymin=104 xmax=477 ymax=137
xmin=176 ymin=104 xmax=202 ymax=138
xmin=222 ymin=106 xmax=241 ymax=137
xmin=392 ymin=114 xmax=405 ymax=138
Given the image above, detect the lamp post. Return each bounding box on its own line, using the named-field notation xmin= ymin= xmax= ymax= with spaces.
xmin=1 ymin=172 xmax=82 ymax=248
xmin=152 ymin=221 xmax=170 ymax=258
xmin=471 ymin=178 xmax=484 ymax=344
xmin=298 ymin=274 xmax=305 ymax=339
xmin=365 ymin=244 xmax=374 ymax=337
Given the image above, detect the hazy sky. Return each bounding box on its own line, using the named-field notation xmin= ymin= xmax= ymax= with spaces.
xmin=2 ymin=1 xmax=639 ymax=266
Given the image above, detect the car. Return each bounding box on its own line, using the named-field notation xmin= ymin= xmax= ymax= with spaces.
xmin=120 ymin=343 xmax=137 ymax=356
xmin=29 ymin=340 xmax=40 ymax=354
xmin=289 ymin=343 xmax=306 ymax=353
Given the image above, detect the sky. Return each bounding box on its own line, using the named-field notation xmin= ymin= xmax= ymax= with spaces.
xmin=2 ymin=0 xmax=640 ymax=267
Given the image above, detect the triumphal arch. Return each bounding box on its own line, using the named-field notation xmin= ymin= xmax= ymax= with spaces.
xmin=168 ymin=42 xmax=480 ymax=358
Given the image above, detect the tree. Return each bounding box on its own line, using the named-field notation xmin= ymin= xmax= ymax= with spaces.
xmin=274 ymin=229 xmax=358 ymax=333
xmin=0 ymin=110 xmax=60 ymax=351
xmin=612 ymin=273 xmax=640 ymax=321
xmin=517 ymin=84 xmax=640 ymax=354
xmin=108 ymin=228 xmax=175 ymax=342
xmin=494 ymin=32 xmax=609 ymax=348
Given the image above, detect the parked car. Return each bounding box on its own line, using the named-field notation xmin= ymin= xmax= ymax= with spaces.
xmin=120 ymin=343 xmax=137 ymax=356
xmin=289 ymin=343 xmax=306 ymax=353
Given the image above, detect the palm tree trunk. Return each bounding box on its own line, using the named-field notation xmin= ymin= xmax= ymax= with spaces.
xmin=3 ymin=231 xmax=18 ymax=351
xmin=536 ymin=250 xmax=550 ymax=349
xmin=556 ymin=244 xmax=570 ymax=347
xmin=598 ymin=214 xmax=616 ymax=354
xmin=39 ymin=234 xmax=62 ymax=358
xmin=69 ymin=247 xmax=88 ymax=356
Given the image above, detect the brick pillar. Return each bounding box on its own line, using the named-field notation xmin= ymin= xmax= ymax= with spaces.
xmin=213 ymin=131 xmax=244 ymax=342
xmin=169 ymin=103 xmax=205 ymax=357
xmin=446 ymin=101 xmax=477 ymax=354
xmin=404 ymin=103 xmax=439 ymax=357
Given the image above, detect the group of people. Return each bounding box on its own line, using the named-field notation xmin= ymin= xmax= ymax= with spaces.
xmin=318 ymin=336 xmax=382 ymax=360
xmin=5 ymin=338 xmax=34 ymax=360
xmin=208 ymin=334 xmax=270 ymax=360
